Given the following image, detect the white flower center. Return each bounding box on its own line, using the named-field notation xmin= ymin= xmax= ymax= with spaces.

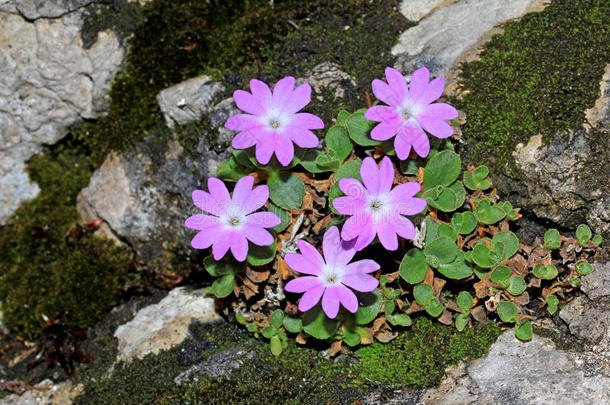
xmin=397 ymin=100 xmax=422 ymax=124
xmin=367 ymin=193 xmax=390 ymax=218
xmin=264 ymin=109 xmax=289 ymax=131
xmin=321 ymin=265 xmax=344 ymax=287
xmin=221 ymin=205 xmax=246 ymax=230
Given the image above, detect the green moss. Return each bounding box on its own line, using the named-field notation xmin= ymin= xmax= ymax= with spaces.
xmin=455 ymin=0 xmax=610 ymax=168
xmin=0 ymin=136 xmax=133 ymax=338
xmin=352 ymin=318 xmax=500 ymax=388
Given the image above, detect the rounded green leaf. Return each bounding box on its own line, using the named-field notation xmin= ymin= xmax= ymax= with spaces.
xmin=497 ymin=301 xmax=519 ymax=323
xmin=472 ymin=243 xmax=496 ymax=268
xmin=424 ymin=237 xmax=458 ymax=265
xmin=532 ymin=264 xmax=558 ymax=280
xmin=437 ymin=254 xmax=473 ymax=279
xmin=212 ymin=274 xmax=235 ymax=298
xmin=216 ymin=157 xmax=251 ymax=182
xmin=575 ymin=260 xmax=594 ymax=275
xmin=204 ymin=256 xmax=245 ymax=276
xmin=592 ymin=235 xmax=603 ymax=245
xmin=576 ymin=224 xmax=592 ymax=246
xmin=451 ymin=211 xmax=477 ymax=235
xmin=267 ymin=205 xmax=291 ymax=233
xmin=337 ymin=110 xmax=350 ymax=125
xmin=413 ymin=284 xmax=434 ymax=306
xmin=475 ymin=199 xmax=506 ymax=225
xmin=386 ymin=313 xmax=412 ymax=327
xmin=457 ymin=291 xmax=474 ymax=311
xmin=515 ymin=320 xmax=532 ymax=341
xmin=425 ymin=297 xmax=444 ymax=317
xmin=463 ymin=165 xmax=492 ymax=191
xmin=246 ymin=238 xmax=277 ymax=266
xmin=283 ymin=315 xmax=302 ymax=333
xmin=303 ymin=306 xmax=341 ymax=340
xmin=546 ymin=295 xmax=559 ymax=315
xmin=268 ymin=172 xmax=305 ymax=210
xmin=326 ymin=125 xmax=353 ymax=162
xmin=423 ymin=150 xmax=461 ymax=189
xmin=438 ymin=223 xmax=458 ymax=241
xmin=270 ymin=335 xmax=283 ymax=356
xmin=544 ymin=229 xmax=561 ymax=250
xmin=345 ymin=109 xmax=380 ymax=146
xmin=399 ymin=248 xmax=429 ymax=284
xmin=299 ymin=150 xmax=335 ymax=173
xmin=353 ymin=290 xmax=383 ymax=325
xmin=492 ymin=231 xmax=519 ymax=260
xmin=343 ymin=325 xmax=361 ymax=347
xmin=455 ymin=313 xmax=469 ymax=331
xmin=490 ymin=266 xmax=511 ymax=289
xmin=270 ymin=309 xmax=284 ymax=329
xmin=262 ymin=326 xmax=275 ymax=339
xmin=507 ymin=276 xmax=526 ymax=296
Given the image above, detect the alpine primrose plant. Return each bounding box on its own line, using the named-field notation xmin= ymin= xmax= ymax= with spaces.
xmin=185 ymin=69 xmax=603 ymax=356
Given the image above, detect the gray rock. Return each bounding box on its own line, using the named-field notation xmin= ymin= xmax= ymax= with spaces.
xmin=157 ymin=75 xmax=225 ymax=129
xmin=585 ymin=64 xmax=610 ymax=128
xmin=415 ymin=330 xmax=610 ymax=405
xmin=392 ymin=0 xmax=544 ymax=78
xmin=581 ymin=262 xmax=610 ymax=300
xmin=0 ymin=8 xmax=125 ymax=225
xmin=297 ymin=62 xmax=356 ymax=101
xmin=399 ymin=0 xmax=457 ymax=22
xmin=174 ymin=347 xmax=258 ymax=385
xmin=0 ymin=379 xmax=83 ymax=405
xmin=15 ymin=0 xmax=95 ymax=19
xmin=559 ymin=296 xmax=609 ymax=344
xmin=114 ymin=287 xmax=221 ymax=362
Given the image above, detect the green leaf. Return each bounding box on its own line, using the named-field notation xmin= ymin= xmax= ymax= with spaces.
xmin=463 ymin=165 xmax=492 ymax=191
xmin=299 ymin=150 xmax=335 ymax=173
xmin=329 ymin=160 xmax=363 ymax=214
xmin=413 ymin=284 xmax=434 ymax=306
xmin=498 ymin=201 xmax=519 ymax=221
xmin=592 ymin=235 xmax=603 ymax=245
xmin=455 ymin=313 xmax=469 ymax=331
xmin=576 ymin=224 xmax=592 ymax=246
xmin=246 ymin=237 xmax=277 ymax=266
xmin=353 ymin=290 xmax=383 ymax=325
xmin=497 ymin=301 xmax=519 ymax=323
xmin=546 ymin=295 xmax=559 ymax=315
xmin=425 ymin=297 xmax=443 ymax=317
xmin=490 ymin=266 xmax=511 ymax=289
xmin=267 ymin=205 xmax=291 ymax=233
xmin=270 ymin=310 xmax=284 ymax=329
xmin=424 ymin=182 xmax=466 ymax=212
xmin=302 ymin=306 xmax=341 ymax=339
xmin=400 ymin=157 xmax=426 ymax=175
xmin=507 ymin=276 xmax=526 ymax=296
xmin=399 ymin=249 xmax=428 ymax=284
xmin=216 ymin=157 xmax=251 ymax=182
xmin=345 ymin=109 xmax=380 ymax=146
xmin=544 ymin=229 xmax=561 ymax=250
xmin=268 ymin=172 xmax=305 ymax=210
xmin=236 ymin=313 xmax=247 ymax=325
xmin=514 ymin=320 xmax=532 ymax=341
xmin=575 ymin=260 xmax=594 ymax=275
xmin=532 ymin=264 xmax=558 ymax=280
xmin=475 ymin=199 xmax=506 ymax=225
xmin=492 ymin=231 xmax=519 ymax=261
xmin=438 ymin=223 xmax=458 ymax=241
xmin=472 ymin=243 xmax=498 ymax=269
xmin=437 ymin=254 xmax=473 ymax=279
xmin=337 ymin=110 xmax=350 ymax=125
xmin=283 ymin=315 xmax=302 ymax=333
xmin=326 ymin=125 xmax=353 ymax=162
xmin=387 ymin=313 xmax=412 ymax=327
xmin=270 ymin=335 xmax=283 ymax=356
xmin=451 ymin=211 xmax=477 ymax=235
xmin=212 ymin=274 xmax=235 ymax=298
xmin=204 ymin=256 xmax=245 ymax=277
xmin=457 ymin=291 xmax=474 ymax=311
xmin=262 ymin=326 xmax=275 ymax=339
xmin=343 ymin=325 xmax=361 ymax=347
xmin=423 ymin=150 xmax=461 ymax=189
xmin=424 ymin=237 xmax=458 ymax=266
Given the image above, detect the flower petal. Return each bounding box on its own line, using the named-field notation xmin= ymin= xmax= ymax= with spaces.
xmin=408 ymin=125 xmax=431 ymax=157
xmin=274 ymin=134 xmax=295 ymax=166
xmin=298 ymin=284 xmax=325 ymax=312
xmin=345 ymin=259 xmax=380 ymax=275
xmin=389 ymin=182 xmax=421 ymax=203
xmin=360 ymin=157 xmax=380 ymax=195
xmin=289 ymin=112 xmax=324 ymax=129
xmin=392 ymin=215 xmax=416 ymax=240
xmin=393 ymin=129 xmax=413 ymax=160
xmin=322 ymin=287 xmax=340 ymax=319
xmin=338 ymin=178 xmax=367 ymax=199
xmin=418 ymin=116 xmax=454 ymax=139
xmin=192 ymin=190 xmax=224 ymax=216
xmin=322 ymin=226 xmax=356 ymax=268
xmin=272 ymin=76 xmax=296 ymax=111
xmin=255 ymin=137 xmax=275 ymax=165
xmin=208 ymin=178 xmax=231 ymax=206
xmin=370 ymin=116 xmax=402 ymax=141
xmin=335 ymin=284 xmax=358 ymax=313
xmin=225 ymin=114 xmax=263 ymax=131
xmin=185 ymin=214 xmax=220 ymax=230
xmin=393 ymin=194 xmax=427 ymax=216
xmin=283 ymin=82 xmax=311 ymax=114
xmin=419 ymin=103 xmax=458 ymax=121
xmin=232 ymin=176 xmax=254 ymax=205
xmin=418 ymin=76 xmax=444 ymax=105
xmin=190 ymin=226 xmax=220 ymax=249
xmin=212 ymin=231 xmax=232 ymax=260
xmin=230 ymin=232 xmax=248 ymax=262
xmin=341 ymin=273 xmax=379 ymax=292
xmin=245 ymin=211 xmax=280 ymax=228
xmin=408 ymin=67 xmax=430 ymax=101
xmin=241 ymin=225 xmax=274 ymax=246
xmin=286 ymin=245 xmax=323 ymax=276
xmin=285 ymin=127 xmax=319 ymax=148
xmin=378 ymin=156 xmax=395 ymax=194
xmin=332 ymin=195 xmax=366 ymax=216
xmin=376 ymin=218 xmax=399 ymax=251
xmin=233 ymin=89 xmax=265 ymax=116
xmin=249 ymin=79 xmax=272 ymax=111
xmin=296 ymin=239 xmax=325 ymax=271
xmin=365 ymin=105 xmax=399 ymax=122
xmin=385 ymin=67 xmax=408 ymax=104
xmin=239 ymin=185 xmax=269 ymax=214
xmin=232 ymin=131 xmax=258 ymax=149
xmin=342 ymin=214 xmax=375 ymax=251
xmin=285 ymin=276 xmax=323 ymax=293
xmin=371 ymin=79 xmax=398 ymax=107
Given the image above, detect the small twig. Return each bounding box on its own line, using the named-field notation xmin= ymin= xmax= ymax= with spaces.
xmin=287 ymin=19 xmax=300 ymax=31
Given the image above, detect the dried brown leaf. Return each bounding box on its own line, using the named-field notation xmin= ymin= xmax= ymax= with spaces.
xmin=246 ymin=267 xmax=270 ymax=284
xmin=471 ymin=305 xmax=488 ymax=323
xmin=438 ymin=309 xmax=453 ymax=325
xmin=329 ymin=340 xmax=343 ymax=357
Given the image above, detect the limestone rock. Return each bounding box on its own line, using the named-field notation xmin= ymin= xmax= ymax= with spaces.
xmin=581 ymin=262 xmax=610 ymax=300
xmin=157 ymin=75 xmax=225 ymax=129
xmin=560 ymin=296 xmax=609 ymax=344
xmin=585 ymin=64 xmax=610 ymax=128
xmin=393 ymin=0 xmax=544 ymax=78
xmin=114 ymin=287 xmax=221 ymax=362
xmin=174 ymin=347 xmax=258 ymax=385
xmin=0 ymin=379 xmax=83 ymax=405
xmin=0 ymin=7 xmax=125 ymax=224
xmin=296 ymin=62 xmax=356 ymax=101
xmin=399 ymin=0 xmax=457 ymax=22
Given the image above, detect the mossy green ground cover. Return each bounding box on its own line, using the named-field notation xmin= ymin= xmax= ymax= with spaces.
xmin=456 ymin=0 xmax=610 ymax=167
xmin=75 ymin=318 xmax=499 ymax=404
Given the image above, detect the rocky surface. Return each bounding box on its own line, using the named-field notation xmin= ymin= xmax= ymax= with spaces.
xmin=113 ymin=287 xmax=221 ymax=362
xmin=393 ymin=0 xmax=545 ymax=79
xmin=174 ymin=346 xmax=258 ymax=385
xmin=296 ymin=62 xmax=356 ymax=101
xmin=0 ymin=2 xmax=125 ymax=225
xmin=0 ymin=379 xmax=83 ymax=405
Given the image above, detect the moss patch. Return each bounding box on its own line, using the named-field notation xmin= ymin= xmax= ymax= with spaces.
xmin=0 ymin=136 xmax=133 ymax=339
xmin=352 ymin=318 xmax=500 ymax=388
xmin=455 ymin=0 xmax=610 ymax=168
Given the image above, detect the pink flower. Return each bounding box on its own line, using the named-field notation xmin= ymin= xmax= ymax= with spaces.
xmin=225 ymin=77 xmax=324 ymax=166
xmin=365 ymin=67 xmax=458 ymax=159
xmin=333 ymin=156 xmax=427 ymax=251
xmin=284 ymin=226 xmax=380 ymax=319
xmin=185 ymin=176 xmax=281 ymax=262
